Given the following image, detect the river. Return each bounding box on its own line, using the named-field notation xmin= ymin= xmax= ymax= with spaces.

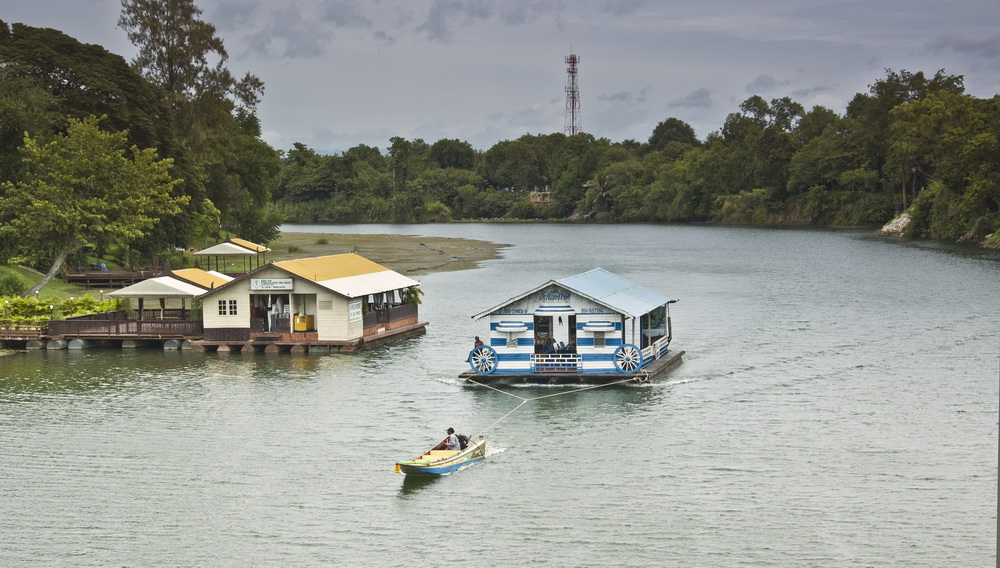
xmin=1 ymin=223 xmax=997 ymax=567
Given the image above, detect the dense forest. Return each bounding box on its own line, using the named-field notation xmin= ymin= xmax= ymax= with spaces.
xmin=1 ymin=0 xmax=998 ymax=293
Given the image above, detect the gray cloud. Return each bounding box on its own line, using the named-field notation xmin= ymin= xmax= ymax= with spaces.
xmin=600 ymin=0 xmax=645 ymax=17
xmin=745 ymin=74 xmax=788 ymax=94
xmin=928 ymin=32 xmax=1000 ymax=59
xmin=244 ymin=6 xmax=330 ymax=59
xmin=791 ymin=85 xmax=835 ymax=98
xmin=668 ymin=88 xmax=712 ymax=109
xmin=600 ymin=91 xmax=633 ymax=102
xmin=416 ymin=0 xmax=493 ymax=42
xmin=319 ymin=0 xmax=372 ymax=28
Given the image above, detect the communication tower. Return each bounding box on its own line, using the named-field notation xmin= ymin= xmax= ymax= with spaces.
xmin=564 ymin=52 xmax=581 ymax=135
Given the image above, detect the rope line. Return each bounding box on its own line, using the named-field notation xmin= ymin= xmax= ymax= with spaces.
xmin=468 ymin=373 xmax=649 ymax=438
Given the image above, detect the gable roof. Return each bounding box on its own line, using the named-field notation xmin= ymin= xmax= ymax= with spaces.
xmin=275 ymin=254 xmax=420 ymax=298
xmin=198 ymin=253 xmax=420 ymax=299
xmin=106 ymin=268 xmax=233 ymax=298
xmin=106 ymin=276 xmax=208 ymax=298
xmin=472 ymin=267 xmax=669 ymax=319
xmin=193 ymin=237 xmax=270 ymax=256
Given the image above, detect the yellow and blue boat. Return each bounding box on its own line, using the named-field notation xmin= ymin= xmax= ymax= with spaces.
xmin=394 ymin=437 xmax=487 ymax=476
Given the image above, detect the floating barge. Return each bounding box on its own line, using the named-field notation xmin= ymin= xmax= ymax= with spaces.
xmin=461 ymin=268 xmax=682 ymax=385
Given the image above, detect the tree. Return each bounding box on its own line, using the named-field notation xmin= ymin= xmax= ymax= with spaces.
xmin=0 ymin=116 xmax=186 ymax=295
xmin=0 ymin=21 xmax=172 ymax=151
xmin=645 ymin=117 xmax=699 ymax=153
xmin=429 ymin=138 xmax=476 ymax=170
xmin=118 ymin=0 xmax=263 ymax=119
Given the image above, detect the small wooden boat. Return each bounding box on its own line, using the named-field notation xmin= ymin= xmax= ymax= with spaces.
xmin=394 ymin=437 xmax=487 ymax=476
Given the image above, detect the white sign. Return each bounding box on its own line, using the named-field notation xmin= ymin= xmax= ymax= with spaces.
xmin=349 ymin=300 xmax=363 ymax=323
xmin=251 ymin=278 xmax=293 ymax=291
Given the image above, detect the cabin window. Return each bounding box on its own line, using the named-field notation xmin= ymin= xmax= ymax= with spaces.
xmin=593 ymin=331 xmax=606 ymax=348
xmin=218 ymin=299 xmax=237 ymax=316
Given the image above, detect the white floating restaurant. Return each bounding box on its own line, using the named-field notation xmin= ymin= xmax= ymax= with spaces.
xmin=462 ymin=268 xmax=682 ymax=384
xmin=194 ymin=253 xmax=427 ymax=353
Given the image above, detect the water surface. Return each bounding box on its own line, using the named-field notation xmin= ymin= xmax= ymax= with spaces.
xmin=2 ymin=224 xmax=997 ymax=566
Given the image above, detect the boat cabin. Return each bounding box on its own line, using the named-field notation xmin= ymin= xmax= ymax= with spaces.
xmin=467 ymin=268 xmax=676 ymax=377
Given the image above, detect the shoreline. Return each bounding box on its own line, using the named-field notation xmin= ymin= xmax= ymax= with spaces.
xmin=267 ymin=231 xmax=509 ymax=275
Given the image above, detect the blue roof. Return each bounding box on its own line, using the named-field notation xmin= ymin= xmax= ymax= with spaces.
xmin=473 ymin=267 xmax=669 ymax=319
xmin=555 ymin=268 xmax=669 ymax=318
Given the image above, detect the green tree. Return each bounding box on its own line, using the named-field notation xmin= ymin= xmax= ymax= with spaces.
xmin=429 ymin=138 xmax=476 ymax=170
xmin=0 ymin=116 xmax=186 ymax=295
xmin=645 ymin=117 xmax=700 ymax=153
xmin=0 ymin=21 xmax=172 ymax=151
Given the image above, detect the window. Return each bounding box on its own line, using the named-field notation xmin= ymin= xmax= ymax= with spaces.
xmin=218 ymin=299 xmax=238 ymax=316
xmin=593 ymin=331 xmax=606 ymax=348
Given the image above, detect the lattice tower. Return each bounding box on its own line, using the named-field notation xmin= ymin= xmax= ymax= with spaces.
xmin=564 ymin=53 xmax=581 ymax=135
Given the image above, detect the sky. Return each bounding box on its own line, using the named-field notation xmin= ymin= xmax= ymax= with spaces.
xmin=5 ymin=0 xmax=1000 ymax=155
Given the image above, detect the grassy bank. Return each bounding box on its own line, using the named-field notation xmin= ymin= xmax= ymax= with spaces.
xmin=3 ymin=232 xmax=508 ymax=303
xmin=233 ymin=232 xmax=508 ymax=276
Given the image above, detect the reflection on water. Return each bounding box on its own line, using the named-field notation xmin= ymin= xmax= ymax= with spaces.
xmin=397 ymin=473 xmax=444 ymax=497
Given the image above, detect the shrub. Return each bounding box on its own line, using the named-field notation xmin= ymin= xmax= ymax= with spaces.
xmin=0 ymin=273 xmax=26 ymax=296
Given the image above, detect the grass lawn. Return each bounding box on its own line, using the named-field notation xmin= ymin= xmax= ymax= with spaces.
xmin=0 ymin=265 xmax=91 ymax=302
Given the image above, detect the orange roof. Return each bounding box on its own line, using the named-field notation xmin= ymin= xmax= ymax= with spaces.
xmin=274 ymin=253 xmax=389 ymax=282
xmin=172 ymin=268 xmax=233 ymax=289
xmin=229 ymin=237 xmax=270 ymax=252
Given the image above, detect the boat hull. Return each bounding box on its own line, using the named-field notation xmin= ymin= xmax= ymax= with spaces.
xmin=395 ymin=439 xmax=487 ymax=476
xmin=461 ymin=349 xmax=684 ymax=385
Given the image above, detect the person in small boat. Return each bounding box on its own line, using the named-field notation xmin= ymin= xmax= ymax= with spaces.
xmin=473 ymin=336 xmax=484 ymax=347
xmin=433 ymin=428 xmax=461 ymax=451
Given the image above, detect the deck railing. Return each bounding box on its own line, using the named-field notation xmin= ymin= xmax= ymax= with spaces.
xmin=47 ymin=319 xmax=203 ymax=338
xmin=363 ymin=303 xmax=418 ymax=327
xmin=531 ymin=353 xmax=582 ymax=373
xmin=642 ymin=337 xmax=670 ymax=361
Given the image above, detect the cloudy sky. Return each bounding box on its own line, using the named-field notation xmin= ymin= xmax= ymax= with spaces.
xmin=5 ymin=0 xmax=1000 ymax=155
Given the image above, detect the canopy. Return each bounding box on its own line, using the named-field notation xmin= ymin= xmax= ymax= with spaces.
xmin=107 ymin=276 xmax=207 ymax=299
xmin=194 ymin=241 xmax=267 ymax=256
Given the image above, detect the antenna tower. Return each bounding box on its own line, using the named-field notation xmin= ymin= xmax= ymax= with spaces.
xmin=564 ymin=52 xmax=581 ymax=135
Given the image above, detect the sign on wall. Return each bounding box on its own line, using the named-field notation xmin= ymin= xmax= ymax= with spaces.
xmin=251 ymin=278 xmax=293 ymax=291
xmin=349 ymin=300 xmax=363 ymax=323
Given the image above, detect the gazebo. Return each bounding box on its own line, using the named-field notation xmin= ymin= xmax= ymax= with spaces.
xmin=193 ymin=237 xmax=271 ymax=275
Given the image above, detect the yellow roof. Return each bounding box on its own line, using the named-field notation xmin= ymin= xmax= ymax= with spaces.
xmin=274 ymin=253 xmax=389 ymax=282
xmin=172 ymin=268 xmax=233 ymax=289
xmin=229 ymin=237 xmax=270 ymax=253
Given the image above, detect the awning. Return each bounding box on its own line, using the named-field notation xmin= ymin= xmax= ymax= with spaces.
xmin=107 ymin=276 xmax=207 ymax=298
xmin=534 ymin=304 xmax=574 ymax=315
xmin=581 ymin=321 xmax=617 ymax=332
xmin=495 ymin=321 xmax=528 ymax=333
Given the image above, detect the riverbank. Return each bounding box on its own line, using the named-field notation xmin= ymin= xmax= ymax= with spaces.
xmin=267 ymin=231 xmax=508 ymax=275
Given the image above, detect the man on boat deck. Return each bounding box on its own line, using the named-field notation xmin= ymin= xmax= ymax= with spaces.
xmin=474 ymin=336 xmax=484 ymax=347
xmin=444 ymin=428 xmax=461 ymax=451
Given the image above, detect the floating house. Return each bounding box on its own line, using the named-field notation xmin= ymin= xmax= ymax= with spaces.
xmin=41 ymin=268 xmax=233 ymax=350
xmin=194 ymin=253 xmax=426 ymax=353
xmin=462 ymin=268 xmax=682 ymax=384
